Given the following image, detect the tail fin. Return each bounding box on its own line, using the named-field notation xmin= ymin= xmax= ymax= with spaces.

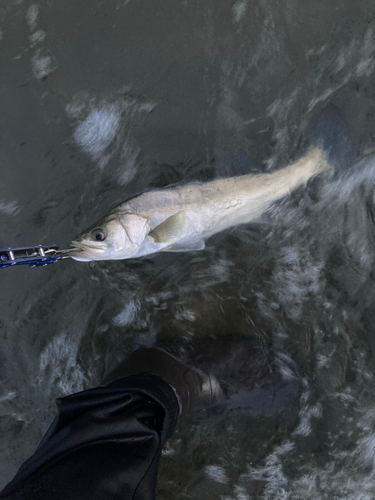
xmin=286 ymin=146 xmax=331 ymax=187
xmin=310 ymin=104 xmax=358 ymax=172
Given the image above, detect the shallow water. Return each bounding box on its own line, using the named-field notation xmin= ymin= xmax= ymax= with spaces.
xmin=2 ymin=1 xmax=375 ymax=498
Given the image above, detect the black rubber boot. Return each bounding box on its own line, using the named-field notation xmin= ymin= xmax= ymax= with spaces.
xmin=102 ymin=347 xmax=221 ymax=416
xmin=102 ymin=335 xmax=301 ymax=417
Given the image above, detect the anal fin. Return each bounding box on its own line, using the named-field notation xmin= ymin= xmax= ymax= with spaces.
xmin=165 ymin=240 xmax=205 ymax=252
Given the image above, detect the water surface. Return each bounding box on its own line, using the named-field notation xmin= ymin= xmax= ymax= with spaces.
xmin=2 ymin=1 xmax=375 ymax=498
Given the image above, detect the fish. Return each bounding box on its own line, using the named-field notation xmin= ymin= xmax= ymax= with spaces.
xmin=69 ymin=147 xmax=329 ymax=262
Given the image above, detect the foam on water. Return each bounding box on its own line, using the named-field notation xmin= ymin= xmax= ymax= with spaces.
xmin=26 ymin=4 xmax=39 ymax=31
xmin=0 ymin=200 xmax=21 ymax=216
xmin=38 ymin=331 xmax=88 ymax=396
xmin=31 ymin=50 xmax=57 ymax=79
xmin=70 ymin=95 xmax=156 ymax=181
xmin=289 ymin=410 xmax=375 ymax=499
xmin=244 ymin=442 xmax=294 ymax=500
xmin=112 ymin=300 xmax=138 ymax=327
xmin=29 ymin=29 xmax=46 ymax=46
xmin=74 ymin=104 xmax=121 ymax=167
xmin=205 ymin=465 xmax=229 ymax=484
xmin=293 ymin=397 xmax=323 ymax=437
xmin=232 ymin=1 xmax=248 ymax=23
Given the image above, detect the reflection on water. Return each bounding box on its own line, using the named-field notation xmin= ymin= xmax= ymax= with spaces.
xmin=2 ymin=0 xmax=375 ymax=498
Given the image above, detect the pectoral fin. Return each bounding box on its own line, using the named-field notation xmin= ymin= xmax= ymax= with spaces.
xmin=149 ymin=212 xmax=187 ymax=243
xmin=166 ymin=240 xmax=205 ymax=252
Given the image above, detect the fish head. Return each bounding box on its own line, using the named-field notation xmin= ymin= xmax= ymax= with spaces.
xmin=69 ymin=212 xmax=149 ymax=262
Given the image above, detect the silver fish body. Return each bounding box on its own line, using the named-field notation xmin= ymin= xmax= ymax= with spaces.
xmin=70 ymin=147 xmax=328 ymax=261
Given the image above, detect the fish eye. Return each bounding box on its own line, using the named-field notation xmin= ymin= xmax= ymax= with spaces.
xmin=91 ymin=228 xmax=106 ymax=241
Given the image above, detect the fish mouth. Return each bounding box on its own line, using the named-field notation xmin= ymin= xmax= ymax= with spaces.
xmin=68 ymin=240 xmax=106 ymax=260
